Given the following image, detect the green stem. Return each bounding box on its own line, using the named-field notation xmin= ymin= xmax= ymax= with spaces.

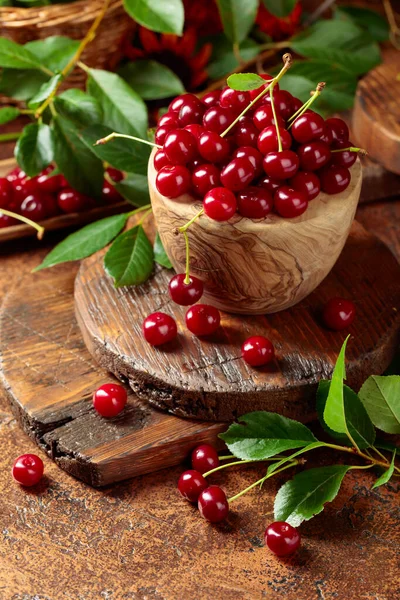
xmin=127 ymin=204 xmax=152 ymax=219
xmin=0 ymin=208 xmax=44 ymax=239
xmin=331 ymin=146 xmax=367 ymax=155
xmin=269 ymin=83 xmax=282 ymax=152
xmin=178 ymin=208 xmax=204 ymax=233
xmin=219 ymin=455 xmax=234 ymax=460
xmin=287 ymin=82 xmax=325 ymax=129
xmin=228 ymin=461 xmax=297 ymax=504
xmin=95 ymin=132 xmax=161 ymax=150
xmin=0 ymin=132 xmax=21 ymax=143
xmin=324 ymin=442 xmax=399 ymax=472
xmin=203 ymin=456 xmax=288 ymax=478
xmin=138 ymin=207 xmax=153 ymax=226
xmin=182 ymin=231 xmax=191 ymax=285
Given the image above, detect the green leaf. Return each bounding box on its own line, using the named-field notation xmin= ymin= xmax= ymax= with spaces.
xmin=219 ymin=411 xmax=317 ymax=461
xmin=25 ymin=36 xmax=79 ymax=73
xmin=375 ymin=440 xmax=399 ymax=456
xmin=113 ymin=173 xmax=150 ymax=207
xmin=51 ymin=116 xmax=103 ymax=199
xmin=262 ymin=0 xmax=296 ymax=18
xmin=14 ymin=122 xmax=53 ymax=178
xmin=207 ymin=37 xmax=260 ymax=80
xmin=227 ymin=72 xmax=267 ymax=91
xmin=81 ymin=124 xmax=151 ymax=176
xmin=34 ymin=213 xmax=129 ymax=271
xmin=359 ymin=375 xmax=400 ymax=434
xmin=54 ymin=90 xmax=102 ymax=127
xmin=118 ymin=60 xmax=184 ymax=100
xmin=317 ymin=380 xmax=375 ymax=450
xmin=28 ymin=73 xmax=62 ymax=109
xmin=215 ymin=0 xmax=258 ymax=44
xmin=87 ymin=68 xmax=148 ymax=139
xmin=0 ymin=37 xmax=47 ymax=70
xmin=371 ymin=451 xmax=396 ymax=490
xmin=335 ymin=6 xmax=389 ymax=42
xmin=154 ymin=232 xmax=172 ymax=269
xmin=104 ymin=225 xmax=154 ymax=287
xmin=123 ymin=0 xmax=184 ymax=34
xmin=274 ymin=465 xmax=351 ymax=527
xmin=0 ymin=68 xmax=49 ymax=101
xmin=0 ymin=106 xmax=20 ymax=125
xmin=323 ymin=336 xmax=350 ymax=436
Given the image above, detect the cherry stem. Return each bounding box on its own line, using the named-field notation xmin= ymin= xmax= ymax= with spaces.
xmin=126 ymin=204 xmax=152 ymax=219
xmin=178 ymin=208 xmax=204 ymax=233
xmin=95 ymin=132 xmax=162 ymax=149
xmin=220 ymin=52 xmax=293 ymax=138
xmin=182 ymin=231 xmax=191 ymax=285
xmin=203 ymin=456 xmax=288 ymax=478
xmin=331 ymin=147 xmax=367 ymax=155
xmin=287 ymin=82 xmax=326 ymax=129
xmin=228 ymin=461 xmax=298 ymax=504
xmin=269 ymin=83 xmax=282 ymax=152
xmin=0 ymin=208 xmax=44 ymax=239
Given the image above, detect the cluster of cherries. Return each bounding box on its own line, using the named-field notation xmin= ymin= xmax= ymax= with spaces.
xmin=0 ymin=165 xmax=124 ymax=228
xmin=153 ymin=80 xmax=356 ymax=222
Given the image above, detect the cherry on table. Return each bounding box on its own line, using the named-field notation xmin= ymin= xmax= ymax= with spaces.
xmin=106 ymin=167 xmax=124 ymax=183
xmin=237 ymin=187 xmax=273 ymax=219
xmin=57 ymin=188 xmax=93 ymax=213
xmin=203 ymin=187 xmax=237 ymax=221
xmin=168 ymin=273 xmax=203 ymax=305
xmin=319 ymin=165 xmax=351 ymax=194
xmin=103 ymin=181 xmax=122 ymax=204
xmin=242 ymin=336 xmax=274 ymax=366
xmin=143 ymin=312 xmax=177 ymax=345
xmin=191 ymin=444 xmax=219 ymax=474
xmin=221 ymin=157 xmax=255 ymax=191
xmin=186 ymin=304 xmax=220 ymax=336
xmin=156 ymin=165 xmax=191 ymax=199
xmin=263 ymin=150 xmax=299 ymax=180
xmin=298 ymin=141 xmax=331 ymax=171
xmin=322 ymin=297 xmax=356 ymax=330
xmin=6 ymin=166 xmax=26 ymax=185
xmin=198 ymin=486 xmax=229 ymax=523
xmin=265 ymin=521 xmax=301 ymax=556
xmin=20 ymin=194 xmax=50 ymax=221
xmin=12 ymin=453 xmax=44 ymax=487
xmin=291 ymin=112 xmax=326 ymax=144
xmin=0 ymin=177 xmax=13 ymax=209
xmin=163 ymin=129 xmax=198 ymax=165
xmin=274 ymin=186 xmax=308 ymax=218
xmin=93 ymin=383 xmax=128 ymax=418
xmin=289 ymin=171 xmax=321 ymax=201
xmin=198 ymin=131 xmax=230 ymax=163
xmin=203 ymin=106 xmax=235 ymax=134
xmin=178 ymin=470 xmax=208 ymax=502
xmin=257 ymin=125 xmax=292 ymax=154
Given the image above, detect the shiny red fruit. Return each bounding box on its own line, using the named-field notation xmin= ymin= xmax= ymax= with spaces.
xmin=289 ymin=96 xmax=303 ymax=116
xmin=325 ymin=117 xmax=349 ymax=142
xmin=259 ymin=175 xmax=281 ymax=195
xmin=192 ymin=164 xmax=220 ymax=197
xmin=198 ymin=131 xmax=230 ymax=163
xmin=330 ymin=140 xmax=357 ymax=168
xmin=298 ymin=141 xmax=331 ymax=171
xmin=12 ymin=453 xmax=44 ymax=487
xmin=234 ymin=117 xmax=259 ymax=148
xmin=93 ymin=383 xmax=127 ymax=418
xmin=154 ymin=149 xmax=171 ymax=171
xmin=220 ymin=87 xmax=250 ymax=114
xmin=198 ymin=486 xmax=229 ymax=523
xmin=203 ymin=106 xmax=234 ymax=134
xmin=0 ymin=213 xmax=18 ymax=228
xmin=107 ymin=167 xmax=124 ymax=183
xmin=201 ymin=90 xmax=221 ymax=108
xmin=265 ymin=521 xmax=301 ymax=556
xmin=178 ymin=470 xmax=208 ymax=502
xmin=20 ymin=194 xmax=49 ymax=221
xmin=242 ymin=336 xmax=274 ymax=366
xmin=262 ymin=89 xmax=293 ymax=120
xmin=233 ymin=146 xmax=263 ymax=177
xmin=6 ymin=166 xmax=26 ymax=185
xmin=186 ymin=304 xmax=220 ymax=336
xmin=237 ymin=187 xmax=272 ymax=219
xmin=168 ymin=273 xmax=203 ymax=306
xmin=249 ymin=73 xmax=277 ymax=102
xmin=155 ymin=126 xmax=171 ymax=145
xmin=178 ymin=95 xmax=204 ymax=127
xmin=158 ymin=112 xmax=179 ymax=129
xmin=102 ymin=181 xmax=122 ymax=204
xmin=263 ymin=150 xmax=299 ymax=180
xmin=291 ymin=112 xmax=326 ymax=144
xmin=184 ymin=124 xmax=205 ymax=139
xmin=163 ymin=129 xmax=197 ymax=165
xmin=35 ymin=166 xmax=62 ymax=193
xmin=322 ymin=297 xmax=356 ymax=330
xmin=257 ymin=126 xmax=292 ymax=154
xmin=203 ymin=187 xmax=237 ymax=221
xmin=169 ymin=93 xmax=199 ymax=114
xmin=156 ymin=165 xmax=191 ymax=199
xmin=0 ymin=177 xmax=13 ymax=209
xmin=191 ymin=444 xmax=219 ymax=474
xmin=319 ymin=165 xmax=350 ymax=194
xmin=221 ymin=157 xmax=255 ymax=191
xmin=57 ymin=188 xmax=93 ymax=213
xmin=274 ymin=186 xmax=308 ymax=218
xmin=253 ymin=105 xmax=285 ymax=131
xmin=289 ymin=171 xmax=321 ymax=201
xmin=143 ymin=312 xmax=177 ymax=346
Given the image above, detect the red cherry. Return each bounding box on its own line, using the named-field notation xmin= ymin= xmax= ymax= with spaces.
xmin=143 ymin=312 xmax=177 ymax=345
xmin=291 ymin=112 xmax=326 ymax=144
xmin=59 ymin=175 xmax=69 ymax=188
xmin=274 ymin=186 xmax=308 ymax=218
xmin=198 ymin=131 xmax=230 ymax=163
xmin=289 ymin=96 xmax=303 ymax=116
xmin=257 ymin=126 xmax=292 ymax=154
xmin=198 ymin=486 xmax=229 ymax=523
xmin=201 ymin=90 xmax=221 ymax=107
xmin=203 ymin=106 xmax=234 ymax=134
xmin=12 ymin=453 xmax=44 ymax=487
xmin=289 ymin=171 xmax=321 ymax=201
xmin=319 ymin=127 xmax=334 ymax=145
xmin=158 ymin=112 xmax=179 ymax=129
xmin=0 ymin=177 xmax=13 ymax=209
xmin=234 ymin=117 xmax=259 ymax=148
xmin=13 ymin=177 xmax=40 ymax=202
xmin=262 ymin=90 xmax=293 ymax=120
xmin=322 ymin=297 xmax=356 ymax=330
xmin=168 ymin=273 xmax=203 ymax=305
xmin=263 ymin=150 xmax=299 ymax=180
xmin=259 ymin=175 xmax=281 ymax=194
xmin=106 ymin=167 xmax=124 ymax=183
xmin=163 ymin=129 xmax=197 ymax=165
xmin=221 ymin=157 xmax=255 ymax=191
xmin=184 ymin=124 xmax=205 ymax=139
xmin=178 ymin=470 xmax=208 ymax=502
xmin=6 ymin=166 xmax=26 ymax=185
xmin=220 ymin=87 xmax=250 ymax=113
xmin=249 ymin=73 xmax=277 ymax=103
xmin=298 ymin=141 xmax=331 ymax=171
xmin=192 ymin=444 xmax=219 ymax=474
xmin=179 ymin=95 xmax=204 ymax=127
xmin=233 ymin=146 xmax=263 ymax=177
xmin=203 ymin=187 xmax=237 ymax=221
xmin=155 ymin=126 xmax=172 ymax=145
xmin=20 ymin=194 xmax=49 ymax=221
xmin=154 ymin=149 xmax=171 ymax=171
xmin=330 ymin=140 xmax=357 ymax=168
xmin=319 ymin=165 xmax=350 ymax=194
xmin=169 ymin=93 xmax=199 ymax=114
xmin=237 ymin=187 xmax=272 ymax=219
xmin=93 ymin=383 xmax=127 ymax=418
xmin=0 ymin=212 xmax=18 ymax=228
xmin=156 ymin=165 xmax=191 ymax=198
xmin=242 ymin=336 xmax=274 ymax=366
xmin=57 ymin=188 xmax=93 ymax=213
xmin=192 ymin=164 xmax=220 ymax=197
xmin=265 ymin=522 xmax=301 ymax=556
xmin=186 ymin=304 xmax=220 ymax=336
xmin=325 ymin=117 xmax=349 ymax=142
xmin=253 ymin=105 xmax=285 ymax=131
xmin=36 ymin=166 xmax=62 ymax=193
xmin=41 ymin=193 xmax=59 ymax=218
xmin=102 ymin=181 xmax=122 ymax=204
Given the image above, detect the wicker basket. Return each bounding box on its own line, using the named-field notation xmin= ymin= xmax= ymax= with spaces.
xmin=0 ymin=0 xmax=135 ymax=101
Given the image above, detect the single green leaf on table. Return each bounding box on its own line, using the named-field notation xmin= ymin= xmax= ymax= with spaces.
xmin=207 ymin=37 xmax=260 ymax=80
xmin=227 ymin=72 xmax=267 ymax=92
xmin=0 ymin=106 xmax=20 ymax=125
xmin=335 ymin=6 xmax=389 ymax=42
xmin=14 ymin=122 xmax=53 ymax=178
xmin=81 ymin=124 xmax=151 ymax=176
xmin=51 ymin=116 xmax=104 ymax=199
xmin=87 ymin=68 xmax=148 ymax=139
xmin=28 ymin=73 xmax=62 ymax=109
xmin=25 ymin=36 xmax=80 ymax=73
xmin=0 ymin=69 xmax=49 ymax=101
xmin=54 ymin=90 xmax=103 ymax=127
xmin=371 ymin=451 xmax=396 ymax=490
xmin=274 ymin=465 xmax=351 ymax=527
xmin=123 ymin=0 xmax=184 ymax=35
xmin=323 ymin=336 xmax=354 ymax=438
xmin=219 ymin=411 xmax=317 ymax=461
xmin=104 ymin=225 xmax=154 ymax=287
xmin=0 ymin=37 xmax=49 ymax=71
xmin=262 ymin=0 xmax=296 ymax=18
xmin=317 ymin=380 xmax=375 ymax=450
xmin=118 ymin=60 xmax=185 ymax=100
xmin=359 ymin=375 xmax=400 ymax=434
xmin=113 ymin=173 xmax=150 ymax=207
xmin=215 ymin=0 xmax=258 ymax=45
xmin=154 ymin=232 xmax=172 ymax=269
xmin=34 ymin=213 xmax=129 ymax=271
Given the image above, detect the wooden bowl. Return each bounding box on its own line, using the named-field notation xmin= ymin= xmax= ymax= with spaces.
xmin=149 ymin=153 xmax=362 ymax=314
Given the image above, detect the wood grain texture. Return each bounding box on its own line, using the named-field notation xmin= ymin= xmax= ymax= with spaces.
xmin=75 ymin=216 xmax=400 ymax=423
xmin=150 ymin=156 xmax=362 ymax=314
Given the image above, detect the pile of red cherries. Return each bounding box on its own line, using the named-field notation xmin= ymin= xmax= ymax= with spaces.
xmin=0 ymin=165 xmax=124 ymax=228
xmin=153 ymin=78 xmax=356 ymax=221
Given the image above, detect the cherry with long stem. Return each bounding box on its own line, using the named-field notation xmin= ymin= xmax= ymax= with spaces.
xmin=287 ymin=82 xmax=326 ymax=127
xmin=95 ymin=132 xmax=162 ymax=149
xmin=0 ymin=208 xmax=45 ymax=239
